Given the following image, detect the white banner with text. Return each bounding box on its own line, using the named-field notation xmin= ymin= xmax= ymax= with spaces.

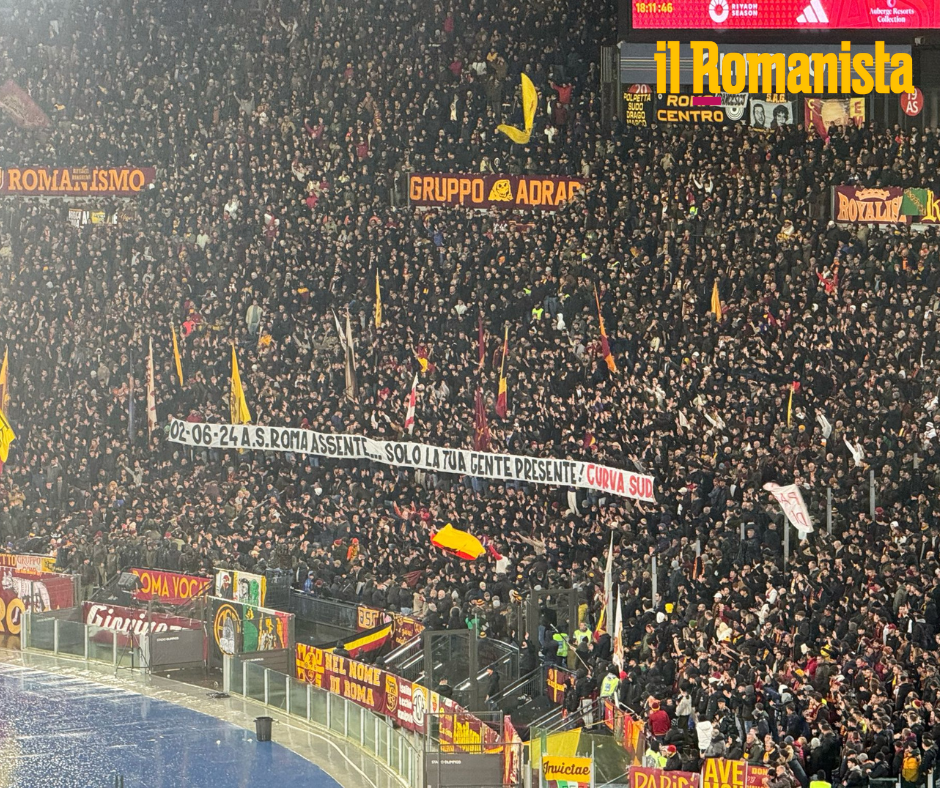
xmin=168 ymin=419 xmax=656 ymax=502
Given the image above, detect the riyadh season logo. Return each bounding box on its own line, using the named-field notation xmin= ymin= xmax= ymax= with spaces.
xmin=708 ymin=0 xmax=729 ymax=23
xmin=708 ymin=0 xmax=758 ymax=23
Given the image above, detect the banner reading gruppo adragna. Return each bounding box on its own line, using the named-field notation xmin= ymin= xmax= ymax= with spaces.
xmin=408 ymin=173 xmax=585 ymax=210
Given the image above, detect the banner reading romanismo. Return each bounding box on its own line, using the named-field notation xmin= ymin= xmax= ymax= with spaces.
xmin=0 ymin=167 xmax=156 ymax=196
xmin=408 ymin=173 xmax=585 ymax=210
xmin=168 ymin=419 xmax=656 ymax=502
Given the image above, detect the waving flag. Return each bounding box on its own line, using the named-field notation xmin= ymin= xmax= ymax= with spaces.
xmin=0 ymin=347 xmax=9 ymax=414
xmin=171 ymin=325 xmax=184 ymax=386
xmin=403 ymin=373 xmax=418 ymax=435
xmin=496 ymin=73 xmax=538 ymax=145
xmin=595 ymin=286 xmax=617 ymax=373
xmin=375 ymin=269 xmax=383 ymax=328
xmin=474 ymin=387 xmax=490 ymax=451
xmin=230 ymin=345 xmax=252 ymax=424
xmin=495 ymin=325 xmax=509 ymax=419
xmin=711 ymin=280 xmax=723 ymax=321
xmin=146 ymin=337 xmax=157 ymax=435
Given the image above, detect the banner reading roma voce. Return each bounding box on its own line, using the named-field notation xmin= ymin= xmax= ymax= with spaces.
xmin=408 ymin=173 xmax=585 ymax=210
xmin=832 ymin=186 xmax=907 ymax=224
xmin=0 ymin=167 xmax=156 ymax=196
xmin=130 ymin=568 xmax=211 ymax=606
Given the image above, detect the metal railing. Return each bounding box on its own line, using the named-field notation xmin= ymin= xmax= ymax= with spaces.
xmin=21 ymin=610 xmax=421 ymax=788
xmin=224 ymin=655 xmax=422 ymax=788
xmin=22 ymin=610 xmax=144 ymax=668
xmin=288 ymin=591 xmax=360 ymax=629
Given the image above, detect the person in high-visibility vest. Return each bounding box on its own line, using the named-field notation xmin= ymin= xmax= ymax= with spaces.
xmin=600 ymin=666 xmax=621 ymax=699
xmin=572 ymin=621 xmax=591 ymax=647
xmin=809 ymin=771 xmax=831 ymax=788
xmin=643 ymin=742 xmax=667 ymax=768
xmin=552 ymin=631 xmax=569 ymax=659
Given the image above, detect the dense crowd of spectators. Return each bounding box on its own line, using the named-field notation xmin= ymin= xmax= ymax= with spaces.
xmin=4 ymin=0 xmax=940 ymax=782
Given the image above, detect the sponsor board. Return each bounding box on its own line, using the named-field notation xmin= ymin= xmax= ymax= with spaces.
xmin=407 ymin=174 xmax=585 ymax=211
xmin=168 ymin=420 xmax=657 ymax=503
xmin=0 ymin=167 xmax=156 ymax=196
xmin=83 ymin=601 xmax=202 ymax=637
xmin=130 ymin=568 xmax=212 ymax=606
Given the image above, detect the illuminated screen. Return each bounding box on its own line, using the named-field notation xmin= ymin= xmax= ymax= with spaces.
xmin=631 ymin=0 xmax=938 ymax=29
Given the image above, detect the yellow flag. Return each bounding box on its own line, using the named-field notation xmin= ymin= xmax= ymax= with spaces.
xmin=230 ymin=345 xmax=252 ymax=424
xmin=375 ymin=269 xmax=382 ymax=328
xmin=0 ymin=347 xmax=9 ymax=414
xmin=787 ymin=386 xmax=794 ymax=429
xmin=497 ymin=73 xmax=537 ymax=145
xmin=711 ymin=280 xmax=722 ymax=322
xmin=171 ymin=325 xmax=184 ymax=386
xmin=0 ymin=409 xmax=15 ymax=463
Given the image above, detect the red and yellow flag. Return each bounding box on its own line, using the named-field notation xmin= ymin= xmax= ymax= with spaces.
xmin=495 ymin=325 xmax=509 ymax=419
xmin=595 ymin=286 xmax=617 ymax=373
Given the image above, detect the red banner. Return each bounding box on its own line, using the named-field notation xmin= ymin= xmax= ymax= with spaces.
xmin=356 ymin=604 xmax=424 ymax=646
xmin=546 ymin=667 xmax=569 ymax=703
xmin=295 ymin=643 xmax=435 ymax=734
xmin=130 ymin=568 xmax=211 ymax=606
xmin=0 ymin=166 xmax=156 ymax=196
xmin=408 ymin=173 xmax=585 ymax=211
xmin=0 ymin=565 xmax=74 ymax=636
xmin=0 ymin=81 xmax=50 ymax=128
xmin=631 ymin=768 xmax=701 ymax=788
xmin=832 ymin=186 xmax=907 ymax=224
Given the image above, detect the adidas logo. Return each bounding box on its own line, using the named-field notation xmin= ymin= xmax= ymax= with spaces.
xmin=797 ymin=0 xmax=829 ymax=24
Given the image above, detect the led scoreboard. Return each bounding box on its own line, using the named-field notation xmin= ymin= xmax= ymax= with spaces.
xmin=630 ymin=0 xmax=938 ymax=29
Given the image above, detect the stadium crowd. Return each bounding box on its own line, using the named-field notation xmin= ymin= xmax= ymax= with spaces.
xmin=4 ymin=0 xmax=940 ymax=782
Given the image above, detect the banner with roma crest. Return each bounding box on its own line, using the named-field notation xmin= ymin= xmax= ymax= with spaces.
xmin=295 ymin=642 xmax=435 ymax=734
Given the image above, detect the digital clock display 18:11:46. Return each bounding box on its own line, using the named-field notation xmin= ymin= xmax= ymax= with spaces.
xmin=635 ymin=2 xmax=674 ymax=12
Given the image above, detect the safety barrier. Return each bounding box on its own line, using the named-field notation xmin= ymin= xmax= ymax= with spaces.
xmin=21 ymin=610 xmax=421 ymax=788
xmin=224 ymin=654 xmax=422 ymax=788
